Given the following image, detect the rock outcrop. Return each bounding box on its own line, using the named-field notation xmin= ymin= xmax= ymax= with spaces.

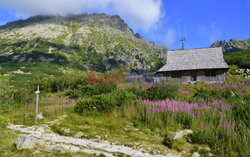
xmin=14 ymin=134 xmax=37 ymax=150
xmin=210 ymin=39 xmax=250 ymax=54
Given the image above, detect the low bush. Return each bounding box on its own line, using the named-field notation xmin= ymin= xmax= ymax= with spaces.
xmin=125 ymin=87 xmax=146 ymax=99
xmin=74 ymin=90 xmax=136 ymax=114
xmin=0 ymin=79 xmax=34 ymax=110
xmin=227 ymin=65 xmax=241 ymax=75
xmin=227 ymin=97 xmax=250 ymax=128
xmin=28 ymin=71 xmax=87 ymax=93
xmin=144 ymin=84 xmax=178 ymax=100
xmin=193 ymin=87 xmax=237 ymax=100
xmin=0 ymin=79 xmax=13 ymax=109
xmin=125 ymin=83 xmax=178 ymax=100
xmin=67 ymin=84 xmax=117 ymax=98
xmin=0 ymin=115 xmax=9 ymax=128
xmin=163 ymin=134 xmax=174 ymax=149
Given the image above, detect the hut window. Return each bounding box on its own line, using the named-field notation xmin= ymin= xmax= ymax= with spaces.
xmin=155 ymin=73 xmax=163 ymax=77
xmin=205 ymin=71 xmax=216 ymax=77
xmin=171 ymin=72 xmax=182 ymax=78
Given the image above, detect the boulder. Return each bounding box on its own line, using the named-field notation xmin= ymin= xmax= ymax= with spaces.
xmin=192 ymin=152 xmax=200 ymax=157
xmin=131 ymin=151 xmax=144 ymax=157
xmin=61 ymin=128 xmax=71 ymax=134
xmin=37 ymin=139 xmax=45 ymax=146
xmin=37 ymin=112 xmax=44 ymax=120
xmin=74 ymin=131 xmax=84 ymax=138
xmin=171 ymin=130 xmax=193 ymax=139
xmin=14 ymin=134 xmax=37 ymax=150
xmin=33 ymin=150 xmax=40 ymax=154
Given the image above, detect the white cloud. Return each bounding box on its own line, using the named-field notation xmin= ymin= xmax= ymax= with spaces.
xmin=0 ymin=0 xmax=163 ymax=31
xmin=198 ymin=22 xmax=222 ymax=43
xmin=164 ymin=28 xmax=176 ymax=45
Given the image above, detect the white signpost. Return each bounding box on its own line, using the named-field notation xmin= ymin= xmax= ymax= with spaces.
xmin=35 ymin=86 xmax=40 ymax=121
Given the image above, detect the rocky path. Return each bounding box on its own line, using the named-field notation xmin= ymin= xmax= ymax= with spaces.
xmin=7 ymin=116 xmax=180 ymax=157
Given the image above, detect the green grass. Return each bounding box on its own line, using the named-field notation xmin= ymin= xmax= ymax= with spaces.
xmin=0 ymin=94 xmax=96 ymax=156
xmin=51 ymin=102 xmax=206 ymax=156
xmin=0 ymin=92 xmax=202 ymax=156
xmin=0 ymin=62 xmax=66 ymax=88
xmin=224 ymin=49 xmax=250 ymax=68
xmin=1 ymin=86 xmax=248 ymax=156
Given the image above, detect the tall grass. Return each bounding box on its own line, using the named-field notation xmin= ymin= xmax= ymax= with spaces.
xmin=135 ymin=98 xmax=249 ymax=156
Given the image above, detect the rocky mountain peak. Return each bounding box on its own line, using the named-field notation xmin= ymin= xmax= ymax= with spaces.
xmin=210 ymin=39 xmax=250 ymax=54
xmin=0 ymin=13 xmax=168 ymax=74
xmin=0 ymin=13 xmax=143 ymax=39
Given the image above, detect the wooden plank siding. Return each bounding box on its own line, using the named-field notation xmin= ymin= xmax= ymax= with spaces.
xmin=155 ymin=69 xmax=228 ymax=83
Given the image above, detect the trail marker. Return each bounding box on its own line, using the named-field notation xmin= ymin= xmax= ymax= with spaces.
xmin=35 ymin=86 xmax=40 ymax=121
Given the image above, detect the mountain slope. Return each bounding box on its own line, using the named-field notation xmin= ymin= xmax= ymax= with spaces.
xmin=0 ymin=14 xmax=168 ymax=76
xmin=210 ymin=39 xmax=250 ymax=54
xmin=224 ymin=49 xmax=250 ymax=68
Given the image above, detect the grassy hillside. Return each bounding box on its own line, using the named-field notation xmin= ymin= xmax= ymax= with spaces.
xmin=224 ymin=49 xmax=250 ymax=68
xmin=0 ymin=14 xmax=168 ymax=74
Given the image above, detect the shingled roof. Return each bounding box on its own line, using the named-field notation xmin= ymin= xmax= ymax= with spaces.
xmin=157 ymin=47 xmax=229 ymax=72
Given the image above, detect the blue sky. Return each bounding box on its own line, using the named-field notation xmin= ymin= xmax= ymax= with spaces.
xmin=143 ymin=0 xmax=250 ymax=50
xmin=0 ymin=0 xmax=249 ymax=50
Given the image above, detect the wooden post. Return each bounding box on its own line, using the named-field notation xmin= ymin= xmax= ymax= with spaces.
xmin=35 ymin=86 xmax=40 ymax=121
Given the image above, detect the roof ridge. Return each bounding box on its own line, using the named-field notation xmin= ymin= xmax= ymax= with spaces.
xmin=169 ymin=47 xmax=222 ymax=52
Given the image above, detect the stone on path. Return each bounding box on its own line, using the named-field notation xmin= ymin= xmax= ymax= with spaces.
xmin=171 ymin=130 xmax=193 ymax=139
xmin=74 ymin=131 xmax=84 ymax=138
xmin=37 ymin=112 xmax=44 ymax=120
xmin=14 ymin=134 xmax=37 ymax=150
xmin=62 ymin=128 xmax=71 ymax=134
xmin=9 ymin=116 xmax=181 ymax=157
xmin=33 ymin=150 xmax=40 ymax=154
xmin=192 ymin=152 xmax=200 ymax=157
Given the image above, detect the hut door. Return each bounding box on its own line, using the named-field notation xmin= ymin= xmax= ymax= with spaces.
xmin=191 ymin=73 xmax=197 ymax=81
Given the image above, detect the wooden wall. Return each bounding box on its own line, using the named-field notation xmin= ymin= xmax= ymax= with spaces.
xmin=155 ymin=69 xmax=228 ymax=83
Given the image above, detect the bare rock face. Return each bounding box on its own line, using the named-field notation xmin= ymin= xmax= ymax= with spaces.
xmin=211 ymin=39 xmax=250 ymax=54
xmin=14 ymin=134 xmax=37 ymax=150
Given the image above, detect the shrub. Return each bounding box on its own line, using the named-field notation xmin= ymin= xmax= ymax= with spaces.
xmin=0 ymin=79 xmax=13 ymax=109
xmin=125 ymin=87 xmax=146 ymax=99
xmin=193 ymin=88 xmax=237 ymax=100
xmin=0 ymin=79 xmax=35 ymax=110
xmin=227 ymin=65 xmax=241 ymax=75
xmin=124 ymin=83 xmax=178 ymax=101
xmin=227 ymin=97 xmax=250 ymax=128
xmin=74 ymin=90 xmax=136 ymax=114
xmin=163 ymin=134 xmax=174 ymax=149
xmin=28 ymin=71 xmax=87 ymax=93
xmin=144 ymin=84 xmax=178 ymax=100
xmin=67 ymin=84 xmax=117 ymax=98
xmin=22 ymin=114 xmax=35 ymax=126
xmin=0 ymin=115 xmax=9 ymax=128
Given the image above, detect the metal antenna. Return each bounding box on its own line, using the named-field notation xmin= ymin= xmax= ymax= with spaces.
xmin=179 ymin=25 xmax=187 ymax=50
